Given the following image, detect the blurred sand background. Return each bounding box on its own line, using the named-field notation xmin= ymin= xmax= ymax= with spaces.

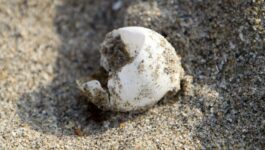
xmin=0 ymin=0 xmax=264 ymax=149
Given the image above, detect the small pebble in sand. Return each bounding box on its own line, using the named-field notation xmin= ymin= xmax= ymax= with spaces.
xmin=78 ymin=26 xmax=184 ymax=112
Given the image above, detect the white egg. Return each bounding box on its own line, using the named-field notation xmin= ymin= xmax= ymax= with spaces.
xmin=79 ymin=26 xmax=184 ymax=112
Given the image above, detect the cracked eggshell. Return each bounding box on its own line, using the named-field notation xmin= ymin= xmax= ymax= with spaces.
xmin=79 ymin=80 xmax=110 ymax=110
xmin=81 ymin=26 xmax=184 ymax=112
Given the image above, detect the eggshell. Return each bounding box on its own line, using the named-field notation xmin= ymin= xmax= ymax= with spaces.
xmin=80 ymin=26 xmax=184 ymax=112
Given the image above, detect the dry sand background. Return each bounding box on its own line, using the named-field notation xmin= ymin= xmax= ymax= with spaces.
xmin=0 ymin=0 xmax=264 ymax=149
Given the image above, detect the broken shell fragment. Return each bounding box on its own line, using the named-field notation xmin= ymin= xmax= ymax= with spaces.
xmin=79 ymin=26 xmax=184 ymax=112
xmin=80 ymin=80 xmax=110 ymax=110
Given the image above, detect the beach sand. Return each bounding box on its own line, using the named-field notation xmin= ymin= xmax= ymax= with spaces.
xmin=0 ymin=0 xmax=264 ymax=149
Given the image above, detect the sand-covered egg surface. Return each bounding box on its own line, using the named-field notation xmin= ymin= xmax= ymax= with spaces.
xmin=79 ymin=26 xmax=184 ymax=112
